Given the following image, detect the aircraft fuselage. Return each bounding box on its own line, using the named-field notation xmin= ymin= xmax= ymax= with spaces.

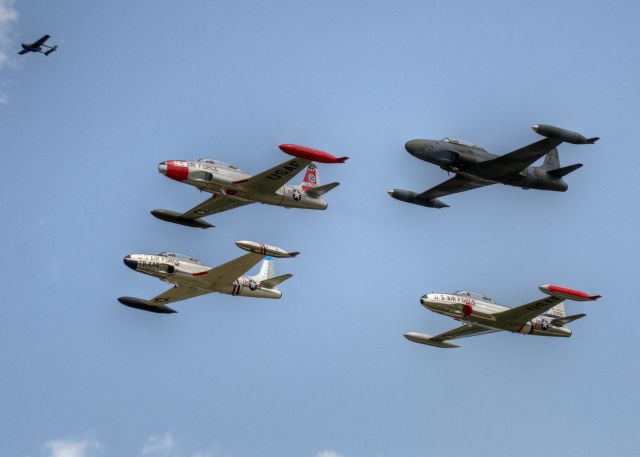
xmin=405 ymin=139 xmax=568 ymax=192
xmin=158 ymin=160 xmax=327 ymax=210
xmin=420 ymin=293 xmax=571 ymax=337
xmin=123 ymin=253 xmax=281 ymax=299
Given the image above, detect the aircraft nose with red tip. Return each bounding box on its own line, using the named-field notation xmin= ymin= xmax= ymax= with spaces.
xmin=158 ymin=160 xmax=189 ymax=181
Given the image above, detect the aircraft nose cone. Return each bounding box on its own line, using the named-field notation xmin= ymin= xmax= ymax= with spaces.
xmin=405 ymin=140 xmax=425 ymax=156
xmin=123 ymin=255 xmax=138 ymax=270
xmin=158 ymin=161 xmax=167 ymax=175
xmin=387 ymin=189 xmax=395 ymax=197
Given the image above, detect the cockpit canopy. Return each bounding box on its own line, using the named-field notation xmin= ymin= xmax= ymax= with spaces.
xmin=442 ymin=138 xmax=484 ymax=150
xmin=197 ymin=158 xmax=242 ymax=171
xmin=158 ymin=252 xmax=202 ymax=264
xmin=451 ymin=290 xmax=495 ymax=303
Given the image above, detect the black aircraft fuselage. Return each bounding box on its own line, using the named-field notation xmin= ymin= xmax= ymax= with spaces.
xmin=404 ymin=139 xmax=568 ymax=192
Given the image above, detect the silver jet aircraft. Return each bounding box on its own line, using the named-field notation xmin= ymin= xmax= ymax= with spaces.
xmin=118 ymin=241 xmax=298 ymax=314
xmin=405 ymin=284 xmax=601 ymax=348
xmin=152 ymin=144 xmax=348 ymax=228
xmin=388 ymin=124 xmax=598 ymax=208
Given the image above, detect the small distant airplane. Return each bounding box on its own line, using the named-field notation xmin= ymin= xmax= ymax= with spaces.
xmin=18 ymin=34 xmax=58 ymax=56
xmin=405 ymin=284 xmax=601 ymax=348
xmin=152 ymin=144 xmax=348 ymax=228
xmin=388 ymin=124 xmax=599 ymax=208
xmin=118 ymin=240 xmax=299 ymax=314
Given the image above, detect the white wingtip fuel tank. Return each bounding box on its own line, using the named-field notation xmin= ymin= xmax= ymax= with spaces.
xmin=235 ymin=241 xmax=300 ymax=258
xmin=539 ymin=284 xmax=601 ymax=301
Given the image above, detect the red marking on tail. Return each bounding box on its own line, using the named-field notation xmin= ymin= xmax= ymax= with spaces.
xmin=301 ymin=166 xmax=318 ymax=191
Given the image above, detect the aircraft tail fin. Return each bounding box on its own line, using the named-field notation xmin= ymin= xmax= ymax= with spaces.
xmin=543 ymin=301 xmax=566 ymax=318
xmin=300 ymin=163 xmax=319 ymax=191
xmin=541 ymin=148 xmax=560 ymax=170
xmin=252 ymin=256 xmax=276 ymax=281
xmin=547 ymin=163 xmax=583 ymax=178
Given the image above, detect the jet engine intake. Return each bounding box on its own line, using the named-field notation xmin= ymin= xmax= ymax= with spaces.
xmin=516 ymin=321 xmax=534 ymax=334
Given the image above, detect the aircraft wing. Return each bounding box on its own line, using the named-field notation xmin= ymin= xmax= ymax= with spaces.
xmin=193 ymin=253 xmax=264 ymax=289
xmin=493 ymin=295 xmax=565 ymax=327
xmin=18 ymin=49 xmax=30 ymax=55
xmin=417 ymin=174 xmax=493 ymax=200
xmin=149 ymin=285 xmax=210 ymax=306
xmin=404 ymin=323 xmax=499 ymax=348
xmin=472 ymin=138 xmax=563 ymax=178
xmin=180 ymin=194 xmax=254 ymax=219
xmin=238 ymin=157 xmax=312 ymax=194
xmin=430 ymin=323 xmax=500 ymax=341
xmin=33 ymin=34 xmax=50 ymax=47
xmin=152 ymin=193 xmax=254 ymax=228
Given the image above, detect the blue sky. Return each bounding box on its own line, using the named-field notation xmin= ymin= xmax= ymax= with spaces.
xmin=1 ymin=0 xmax=639 ymax=456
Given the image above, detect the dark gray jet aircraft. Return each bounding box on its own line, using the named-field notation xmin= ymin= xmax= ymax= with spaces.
xmin=388 ymin=124 xmax=598 ymax=208
xmin=18 ymin=34 xmax=57 ymax=56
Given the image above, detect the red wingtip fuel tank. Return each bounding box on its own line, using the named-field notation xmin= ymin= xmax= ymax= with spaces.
xmin=539 ymin=284 xmax=601 ymax=301
xmin=279 ymin=144 xmax=349 ymax=163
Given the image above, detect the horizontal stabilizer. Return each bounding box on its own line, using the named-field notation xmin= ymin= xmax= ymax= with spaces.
xmin=403 ymin=332 xmax=459 ymax=348
xmin=151 ymin=209 xmax=214 ymax=229
xmin=552 ymin=313 xmax=586 ymax=326
xmin=548 ymin=163 xmax=583 ymax=178
xmin=118 ymin=296 xmax=177 ymax=314
xmin=261 ymin=273 xmax=293 ymax=288
xmin=307 ymin=182 xmax=339 ymax=198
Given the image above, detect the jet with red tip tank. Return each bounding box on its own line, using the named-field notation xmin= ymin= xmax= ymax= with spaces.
xmin=152 ymin=144 xmax=348 ymax=228
xmin=118 ymin=241 xmax=298 ymax=314
xmin=404 ymin=284 xmax=601 ymax=348
xmin=388 ymin=124 xmax=599 ymax=208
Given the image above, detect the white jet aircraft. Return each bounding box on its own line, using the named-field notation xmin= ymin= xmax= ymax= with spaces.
xmin=152 ymin=144 xmax=348 ymax=228
xmin=118 ymin=241 xmax=298 ymax=314
xmin=405 ymin=285 xmax=601 ymax=348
